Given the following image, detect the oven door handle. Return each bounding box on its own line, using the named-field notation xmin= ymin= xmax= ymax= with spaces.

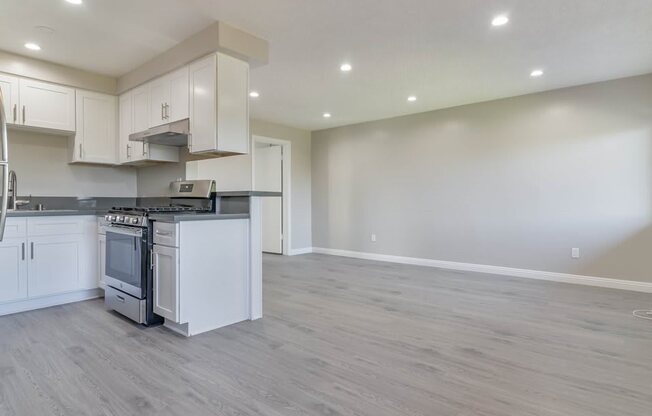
xmin=106 ymin=226 xmax=144 ymax=238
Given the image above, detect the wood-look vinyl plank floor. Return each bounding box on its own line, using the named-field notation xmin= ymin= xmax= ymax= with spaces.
xmin=0 ymin=253 xmax=651 ymax=415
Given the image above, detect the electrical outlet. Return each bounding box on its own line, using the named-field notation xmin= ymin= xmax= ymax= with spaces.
xmin=371 ymin=233 xmax=377 ymax=242
xmin=571 ymin=248 xmax=580 ymax=259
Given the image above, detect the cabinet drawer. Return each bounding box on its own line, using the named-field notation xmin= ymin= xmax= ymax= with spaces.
xmin=3 ymin=218 xmax=27 ymax=239
xmin=153 ymin=221 xmax=179 ymax=247
xmin=27 ymin=216 xmax=93 ymax=236
xmin=105 ymin=286 xmax=145 ymax=324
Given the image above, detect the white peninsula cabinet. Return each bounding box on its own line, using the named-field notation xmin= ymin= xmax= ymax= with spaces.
xmin=0 ymin=216 xmax=100 ymax=316
xmin=70 ymin=90 xmax=118 ymax=165
xmin=189 ymin=53 xmax=250 ymax=155
xmin=152 ymin=218 xmax=249 ymax=336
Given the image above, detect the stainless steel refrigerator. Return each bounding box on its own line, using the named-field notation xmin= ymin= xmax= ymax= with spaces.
xmin=0 ymin=89 xmax=9 ymax=240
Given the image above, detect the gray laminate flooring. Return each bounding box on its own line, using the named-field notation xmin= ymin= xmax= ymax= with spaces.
xmin=1 ymin=253 xmax=651 ymax=416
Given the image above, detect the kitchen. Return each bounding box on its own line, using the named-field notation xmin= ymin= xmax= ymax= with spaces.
xmin=0 ymin=20 xmax=275 ymax=336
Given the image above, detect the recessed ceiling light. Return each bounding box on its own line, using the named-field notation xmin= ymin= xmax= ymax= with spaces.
xmin=249 ymin=91 xmax=260 ymax=98
xmin=323 ymin=113 xmax=331 ymax=118
xmin=66 ymin=0 xmax=83 ymax=4
xmin=24 ymin=42 xmax=41 ymax=51
xmin=491 ymin=15 xmax=509 ymax=26
xmin=530 ymin=69 xmax=544 ymax=77
xmin=407 ymin=96 xmax=417 ymax=102
xmin=340 ymin=63 xmax=352 ymax=72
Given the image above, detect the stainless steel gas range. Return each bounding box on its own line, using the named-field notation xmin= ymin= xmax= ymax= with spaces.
xmin=102 ymin=180 xmax=215 ymax=325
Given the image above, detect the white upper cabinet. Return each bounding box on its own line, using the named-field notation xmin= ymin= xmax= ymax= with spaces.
xmin=19 ymin=78 xmax=75 ymax=132
xmin=118 ymin=91 xmax=134 ymax=164
xmin=189 ymin=53 xmax=249 ymax=154
xmin=0 ymin=74 xmax=19 ymax=125
xmin=118 ymin=87 xmax=179 ymax=166
xmin=149 ymin=66 xmax=189 ymax=128
xmin=71 ymin=90 xmax=117 ymax=165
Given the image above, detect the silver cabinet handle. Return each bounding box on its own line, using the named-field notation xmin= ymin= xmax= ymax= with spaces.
xmin=30 ymin=242 xmax=34 ymax=260
xmin=22 ymin=105 xmax=25 ymax=124
xmin=142 ymin=143 xmax=147 ymax=156
xmin=21 ymin=242 xmax=25 ymax=260
xmin=165 ymin=103 xmax=169 ymax=119
xmin=150 ymin=250 xmax=154 ymax=270
xmin=13 ymin=104 xmax=16 ymax=123
xmin=126 ymin=144 xmax=131 ymax=158
xmin=79 ymin=143 xmax=83 ymax=159
xmin=155 ymin=230 xmax=171 ymax=236
xmin=116 ymin=295 xmax=125 ymax=303
xmin=161 ymin=103 xmax=164 ymax=120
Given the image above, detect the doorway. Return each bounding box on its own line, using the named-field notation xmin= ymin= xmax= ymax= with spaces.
xmin=252 ymin=136 xmax=291 ymax=255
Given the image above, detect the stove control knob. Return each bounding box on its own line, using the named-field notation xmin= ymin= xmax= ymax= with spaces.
xmin=109 ymin=215 xmax=117 ymax=221
xmin=117 ymin=215 xmax=124 ymax=222
xmin=104 ymin=215 xmax=110 ymax=221
xmin=131 ymin=218 xmax=139 ymax=225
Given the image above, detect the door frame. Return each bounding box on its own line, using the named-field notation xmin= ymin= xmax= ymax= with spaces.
xmin=251 ymin=135 xmax=291 ymax=256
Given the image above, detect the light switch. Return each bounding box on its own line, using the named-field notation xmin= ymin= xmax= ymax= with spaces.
xmin=571 ymin=248 xmax=580 ymax=259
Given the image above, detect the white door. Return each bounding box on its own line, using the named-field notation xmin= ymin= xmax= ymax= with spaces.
xmin=0 ymin=74 xmax=19 ymax=125
xmin=28 ymin=235 xmax=80 ymax=297
xmin=255 ymin=144 xmax=283 ymax=254
xmin=19 ymin=79 xmax=75 ymax=131
xmin=149 ymin=77 xmax=168 ymax=128
xmin=153 ymin=244 xmax=180 ymax=322
xmin=0 ymin=238 xmax=28 ymax=303
xmin=167 ymin=67 xmax=189 ymax=123
xmin=74 ymin=90 xmax=117 ymax=164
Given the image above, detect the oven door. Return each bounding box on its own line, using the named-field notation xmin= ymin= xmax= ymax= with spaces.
xmin=105 ymin=225 xmax=147 ymax=298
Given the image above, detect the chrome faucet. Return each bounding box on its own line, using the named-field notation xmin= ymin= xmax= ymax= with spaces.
xmin=8 ymin=170 xmax=17 ymax=210
xmin=7 ymin=170 xmax=28 ymax=210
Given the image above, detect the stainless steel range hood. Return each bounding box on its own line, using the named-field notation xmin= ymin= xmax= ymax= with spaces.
xmin=129 ymin=118 xmax=189 ymax=146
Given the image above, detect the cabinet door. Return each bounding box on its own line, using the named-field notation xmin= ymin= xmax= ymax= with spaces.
xmin=189 ymin=53 xmax=249 ymax=154
xmin=27 ymin=235 xmax=81 ymax=297
xmin=0 ymin=238 xmax=28 ymax=303
xmin=216 ymin=53 xmax=249 ymax=154
xmin=149 ymin=77 xmax=168 ymax=128
xmin=74 ymin=90 xmax=117 ymax=164
xmin=0 ymin=74 xmax=19 ymax=125
xmin=153 ymin=244 xmax=179 ymax=322
xmin=118 ymin=91 xmax=133 ymax=164
xmin=130 ymin=85 xmax=148 ymax=160
xmin=167 ymin=67 xmax=189 ymax=123
xmin=189 ymin=55 xmax=216 ymax=153
xmin=19 ymin=79 xmax=75 ymax=131
xmin=98 ymin=234 xmax=106 ymax=287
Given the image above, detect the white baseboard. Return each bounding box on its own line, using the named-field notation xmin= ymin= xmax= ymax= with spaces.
xmin=288 ymin=247 xmax=314 ymax=256
xmin=311 ymin=247 xmax=652 ymax=293
xmin=0 ymin=289 xmax=103 ymax=317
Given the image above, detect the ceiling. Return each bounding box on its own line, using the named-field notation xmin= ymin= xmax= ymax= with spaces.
xmin=1 ymin=0 xmax=652 ymax=131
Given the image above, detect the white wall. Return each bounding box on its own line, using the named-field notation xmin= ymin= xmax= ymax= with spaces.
xmin=7 ymin=130 xmax=137 ymax=197
xmin=311 ymin=73 xmax=652 ymax=283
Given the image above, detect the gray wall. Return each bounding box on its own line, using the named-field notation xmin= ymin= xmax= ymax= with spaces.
xmin=8 ymin=130 xmax=137 ymax=197
xmin=311 ymin=73 xmax=652 ymax=283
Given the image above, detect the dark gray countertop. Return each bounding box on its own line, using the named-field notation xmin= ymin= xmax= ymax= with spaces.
xmin=149 ymin=213 xmax=250 ymax=223
xmin=215 ymin=191 xmax=282 ymax=197
xmin=7 ymin=209 xmax=105 ymax=217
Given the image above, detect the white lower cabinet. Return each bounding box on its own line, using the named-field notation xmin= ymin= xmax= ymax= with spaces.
xmin=0 ymin=238 xmax=28 ymax=303
xmin=0 ymin=216 xmax=98 ymax=315
xmin=28 ymin=235 xmax=82 ymax=297
xmin=152 ymin=244 xmax=180 ymax=322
